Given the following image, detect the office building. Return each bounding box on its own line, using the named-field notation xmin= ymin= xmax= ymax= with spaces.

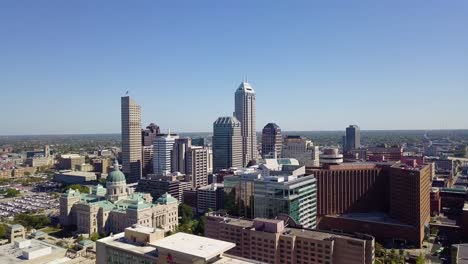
xmin=142 ymin=145 xmax=154 ymax=176
xmin=234 ymin=82 xmax=257 ymax=166
xmin=205 ymin=214 xmax=375 ymax=264
xmin=141 ymin=123 xmax=160 ymax=176
xmin=96 ymin=225 xmax=253 ymax=264
xmin=138 ymin=173 xmax=192 ymax=202
xmin=344 ymin=125 xmax=360 ymax=152
xmin=197 ymin=180 xmax=224 ymax=213
xmin=366 ymin=146 xmax=403 ymax=162
xmin=57 ymin=154 xmax=85 ymax=170
xmin=0 ymin=237 xmax=68 ymax=264
xmin=142 ymin=123 xmax=160 ymax=147
xmin=54 ymin=171 xmax=97 ymax=184
xmin=92 ymin=158 xmax=109 ymax=174
xmin=308 ymin=161 xmax=432 ymax=247
xmin=254 ymin=174 xmax=317 ymax=228
xmin=213 ymin=116 xmax=243 ymax=172
xmin=187 ymin=146 xmax=209 ymax=188
xmin=171 ymin=137 xmax=191 ymax=174
xmin=121 ymin=96 xmax=142 ymax=183
xmin=60 ymin=161 xmax=178 ymax=235
xmin=261 ymin=123 xmax=282 ymax=159
xmin=153 ymin=133 xmax=179 ymax=176
xmin=282 ymin=136 xmax=318 ymax=166
xmin=224 ymin=164 xmax=316 ymax=228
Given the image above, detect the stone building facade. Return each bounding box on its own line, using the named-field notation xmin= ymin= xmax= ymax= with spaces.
xmin=60 ymin=161 xmax=178 ymax=235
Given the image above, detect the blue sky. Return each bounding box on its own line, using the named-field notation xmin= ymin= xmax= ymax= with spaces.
xmin=1 ymin=0 xmax=467 ymax=135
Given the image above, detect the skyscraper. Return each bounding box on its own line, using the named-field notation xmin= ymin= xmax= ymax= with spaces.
xmin=141 ymin=123 xmax=160 ymax=176
xmin=121 ymin=96 xmax=142 ymax=183
xmin=212 ymin=116 xmax=243 ymax=172
xmin=171 ymin=137 xmax=191 ymax=174
xmin=187 ymin=146 xmax=209 ymax=188
xmin=234 ymin=82 xmax=257 ymax=166
xmin=153 ymin=133 xmax=179 ymax=176
xmin=345 ymin=125 xmax=361 ymax=152
xmin=261 ymin=123 xmax=282 ymax=159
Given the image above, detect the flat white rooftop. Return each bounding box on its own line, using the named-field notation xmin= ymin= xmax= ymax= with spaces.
xmin=150 ymin=233 xmax=235 ymax=261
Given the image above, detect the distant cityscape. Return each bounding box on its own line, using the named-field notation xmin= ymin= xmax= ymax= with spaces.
xmin=0 ymin=80 xmax=467 ymax=264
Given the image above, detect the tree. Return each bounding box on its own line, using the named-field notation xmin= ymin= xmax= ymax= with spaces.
xmin=0 ymin=223 xmax=7 ymax=239
xmin=375 ymin=242 xmax=384 ymax=257
xmin=416 ymin=253 xmax=425 ymax=264
xmin=179 ymin=204 xmax=193 ymax=225
xmin=5 ymin=188 xmax=20 ymax=197
xmin=194 ymin=216 xmax=206 ymax=236
xmin=90 ymin=232 xmax=99 ymax=241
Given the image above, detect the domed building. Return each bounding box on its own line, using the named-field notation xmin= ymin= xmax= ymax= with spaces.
xmin=59 ymin=160 xmax=178 ymax=235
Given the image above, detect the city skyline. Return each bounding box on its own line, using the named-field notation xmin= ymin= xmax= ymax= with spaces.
xmin=1 ymin=1 xmax=467 ymax=135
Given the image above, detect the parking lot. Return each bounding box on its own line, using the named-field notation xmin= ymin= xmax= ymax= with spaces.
xmin=0 ymin=193 xmax=59 ymax=217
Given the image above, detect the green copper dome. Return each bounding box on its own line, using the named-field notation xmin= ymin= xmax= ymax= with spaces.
xmin=107 ymin=160 xmax=126 ymax=183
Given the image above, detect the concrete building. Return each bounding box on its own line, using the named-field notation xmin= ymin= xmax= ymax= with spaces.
xmin=25 ymin=157 xmax=53 ymax=168
xmin=261 ymin=123 xmax=282 ymax=159
xmin=57 ymin=154 xmax=85 ymax=170
xmin=92 ymin=158 xmax=109 ymax=174
xmin=206 ymin=214 xmax=375 ymax=264
xmin=96 ymin=225 xmax=255 ymax=264
xmin=213 ymin=116 xmax=243 ymax=172
xmin=142 ymin=123 xmax=160 ymax=147
xmin=197 ymin=181 xmax=224 ymax=213
xmin=319 ymin=148 xmax=344 ymax=165
xmin=6 ymin=224 xmax=25 ymax=242
xmin=121 ymin=96 xmax=142 ymax=183
xmin=308 ymin=161 xmax=432 ymax=247
xmin=138 ymin=173 xmax=192 ymax=202
xmin=54 ymin=171 xmax=97 ymax=184
xmin=171 ymin=137 xmax=191 ymax=174
xmin=282 ymin=136 xmax=318 ymax=166
xmin=0 ymin=238 xmax=67 ymax=264
xmin=153 ymin=133 xmax=179 ymax=176
xmin=187 ymin=146 xmax=209 ymax=188
xmin=366 ymin=146 xmax=403 ymax=161
xmin=234 ymin=82 xmax=257 ymax=166
xmin=60 ymin=161 xmax=178 ymax=235
xmin=344 ymin=125 xmax=361 ymax=152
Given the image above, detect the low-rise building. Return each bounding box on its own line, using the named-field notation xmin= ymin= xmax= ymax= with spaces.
xmin=60 ymin=161 xmax=178 ymax=235
xmin=96 ymin=225 xmax=257 ymax=264
xmin=54 ymin=171 xmax=97 ymax=184
xmin=205 ymin=214 xmax=374 ymax=264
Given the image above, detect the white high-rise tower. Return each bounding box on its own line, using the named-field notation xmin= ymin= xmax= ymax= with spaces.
xmin=234 ymin=81 xmax=257 ymax=166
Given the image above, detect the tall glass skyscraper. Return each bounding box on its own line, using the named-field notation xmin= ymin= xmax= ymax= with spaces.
xmin=234 ymin=82 xmax=257 ymax=166
xmin=212 ymin=116 xmax=243 ymax=172
xmin=121 ymin=96 xmax=142 ymax=183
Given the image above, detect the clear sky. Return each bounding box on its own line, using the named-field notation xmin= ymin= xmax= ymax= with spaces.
xmin=1 ymin=0 xmax=467 ymax=135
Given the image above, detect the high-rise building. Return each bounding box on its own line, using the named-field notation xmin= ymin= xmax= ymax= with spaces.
xmin=261 ymin=123 xmax=282 ymax=159
xmin=205 ymin=214 xmax=375 ymax=264
xmin=171 ymin=137 xmax=191 ymax=174
xmin=282 ymin=136 xmax=318 ymax=166
xmin=234 ymin=82 xmax=257 ymax=166
xmin=141 ymin=123 xmax=160 ymax=176
xmin=212 ymin=116 xmax=243 ymax=172
xmin=253 ymin=174 xmax=317 ymax=228
xmin=142 ymin=123 xmax=160 ymax=147
xmin=153 ymin=133 xmax=179 ymax=176
xmin=308 ymin=161 xmax=432 ymax=248
xmin=121 ymin=96 xmax=142 ymax=183
xmin=187 ymin=146 xmax=209 ymax=188
xmin=344 ymin=125 xmax=361 ymax=152
xmin=224 ymin=165 xmax=316 ymax=227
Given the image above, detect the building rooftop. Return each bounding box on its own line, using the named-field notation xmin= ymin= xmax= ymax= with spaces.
xmin=0 ymin=239 xmax=66 ymax=264
xmin=150 ymin=232 xmax=235 ymax=261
